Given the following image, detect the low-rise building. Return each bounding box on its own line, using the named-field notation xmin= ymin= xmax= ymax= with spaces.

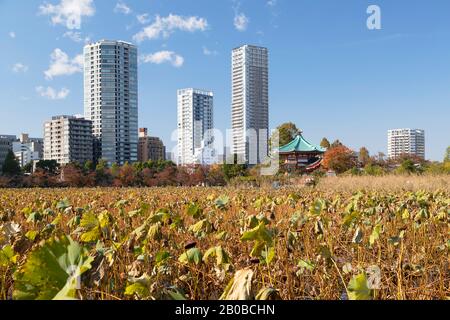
xmin=0 ymin=135 xmax=17 ymax=170
xmin=13 ymin=133 xmax=43 ymax=167
xmin=43 ymin=115 xmax=93 ymax=165
xmin=138 ymin=128 xmax=166 ymax=162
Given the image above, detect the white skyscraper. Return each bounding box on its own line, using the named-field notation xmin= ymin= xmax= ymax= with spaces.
xmin=388 ymin=128 xmax=425 ymax=159
xmin=83 ymin=40 xmax=138 ymax=165
xmin=177 ymin=88 xmax=215 ymax=165
xmin=231 ymin=45 xmax=269 ymax=164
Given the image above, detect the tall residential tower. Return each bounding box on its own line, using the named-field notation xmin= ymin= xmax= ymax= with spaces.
xmin=177 ymin=88 xmax=215 ymax=165
xmin=231 ymin=45 xmax=269 ymax=164
xmin=388 ymin=128 xmax=425 ymax=159
xmin=83 ymin=40 xmax=138 ymax=165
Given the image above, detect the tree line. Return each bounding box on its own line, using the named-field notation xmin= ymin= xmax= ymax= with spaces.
xmin=1 ymin=123 xmax=449 ymax=188
xmin=0 ymin=151 xmax=250 ymax=188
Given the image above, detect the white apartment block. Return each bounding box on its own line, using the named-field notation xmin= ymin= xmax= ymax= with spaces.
xmin=177 ymin=88 xmax=215 ymax=165
xmin=231 ymin=45 xmax=269 ymax=165
xmin=13 ymin=133 xmax=43 ymax=167
xmin=388 ymin=128 xmax=425 ymax=159
xmin=84 ymin=40 xmax=138 ymax=165
xmin=43 ymin=115 xmax=93 ymax=165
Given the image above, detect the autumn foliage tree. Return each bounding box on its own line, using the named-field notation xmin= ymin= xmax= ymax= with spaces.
xmin=323 ymin=145 xmax=357 ymax=174
xmin=320 ymin=138 xmax=331 ymax=150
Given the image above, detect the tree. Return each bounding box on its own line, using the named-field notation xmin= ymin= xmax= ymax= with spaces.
xmin=323 ymin=145 xmax=357 ymax=174
xmin=96 ymin=159 xmax=108 ymax=171
xmin=358 ymin=147 xmax=370 ymax=166
xmin=320 ymin=138 xmax=331 ymax=150
xmin=2 ymin=150 xmax=21 ymax=176
xmin=364 ymin=163 xmax=385 ymax=176
xmin=206 ymin=164 xmax=226 ymax=186
xmin=23 ymin=162 xmax=33 ymax=174
xmin=331 ymin=140 xmax=343 ymax=149
xmin=141 ymin=167 xmax=157 ymax=187
xmin=396 ymin=159 xmax=420 ymax=175
xmin=35 ymin=160 xmax=59 ymax=174
xmin=95 ymin=159 xmax=111 ymax=186
xmin=444 ymin=146 xmax=450 ymax=163
xmin=222 ymin=154 xmax=248 ymax=182
xmin=110 ymin=163 xmax=120 ymax=177
xmin=61 ymin=164 xmax=85 ymax=187
xmin=114 ymin=163 xmax=137 ymax=187
xmin=274 ymin=122 xmax=300 ymax=147
xmin=84 ymin=160 xmax=95 ymax=172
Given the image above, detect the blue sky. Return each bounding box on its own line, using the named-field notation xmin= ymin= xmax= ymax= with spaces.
xmin=0 ymin=0 xmax=449 ymax=161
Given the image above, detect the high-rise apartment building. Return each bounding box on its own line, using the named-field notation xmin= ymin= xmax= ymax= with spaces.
xmin=0 ymin=135 xmax=16 ymax=170
xmin=43 ymin=115 xmax=93 ymax=165
xmin=231 ymin=45 xmax=269 ymax=164
xmin=177 ymin=88 xmax=215 ymax=165
xmin=13 ymin=133 xmax=43 ymax=167
xmin=83 ymin=40 xmax=138 ymax=165
xmin=138 ymin=128 xmax=166 ymax=162
xmin=388 ymin=128 xmax=425 ymax=159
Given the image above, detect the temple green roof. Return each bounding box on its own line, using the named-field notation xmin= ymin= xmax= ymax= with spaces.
xmin=279 ymin=134 xmax=326 ymax=153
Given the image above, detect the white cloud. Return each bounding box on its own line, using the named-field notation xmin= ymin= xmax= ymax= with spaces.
xmin=140 ymin=51 xmax=184 ymax=68
xmin=133 ymin=14 xmax=208 ymax=42
xmin=9 ymin=31 xmax=16 ymax=38
xmin=234 ymin=12 xmax=249 ymax=31
xmin=114 ymin=1 xmax=132 ymax=15
xmin=62 ymin=31 xmax=90 ymax=43
xmin=267 ymin=0 xmax=277 ymax=7
xmin=202 ymin=46 xmax=218 ymax=56
xmin=36 ymin=86 xmax=70 ymax=100
xmin=44 ymin=48 xmax=83 ymax=80
xmin=136 ymin=13 xmax=150 ymax=24
xmin=12 ymin=63 xmax=29 ymax=73
xmin=39 ymin=0 xmax=95 ymax=30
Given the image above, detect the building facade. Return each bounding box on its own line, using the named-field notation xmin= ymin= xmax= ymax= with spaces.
xmin=231 ymin=45 xmax=269 ymax=165
xmin=138 ymin=128 xmax=166 ymax=162
xmin=0 ymin=135 xmax=16 ymax=170
xmin=12 ymin=133 xmax=43 ymax=167
xmin=279 ymin=132 xmax=326 ymax=173
xmin=177 ymin=88 xmax=215 ymax=165
xmin=388 ymin=128 xmax=425 ymax=159
xmin=83 ymin=40 xmax=138 ymax=165
xmin=43 ymin=115 xmax=93 ymax=165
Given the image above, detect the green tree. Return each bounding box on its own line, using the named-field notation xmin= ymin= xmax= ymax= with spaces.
xmin=320 ymin=138 xmax=331 ymax=150
xmin=84 ymin=160 xmax=95 ymax=172
xmin=274 ymin=122 xmax=300 ymax=147
xmin=444 ymin=146 xmax=450 ymax=163
xmin=23 ymin=161 xmax=34 ymax=174
xmin=110 ymin=163 xmax=120 ymax=177
xmin=364 ymin=163 xmax=385 ymax=176
xmin=95 ymin=159 xmax=108 ymax=171
xmin=95 ymin=159 xmax=110 ymax=186
xmin=222 ymin=154 xmax=248 ymax=182
xmin=1 ymin=150 xmax=21 ymax=176
xmin=358 ymin=147 xmax=370 ymax=166
xmin=35 ymin=160 xmax=59 ymax=174
xmin=396 ymin=159 xmax=420 ymax=175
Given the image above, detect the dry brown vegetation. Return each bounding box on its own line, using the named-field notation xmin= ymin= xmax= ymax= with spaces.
xmin=0 ymin=178 xmax=448 ymax=300
xmin=316 ymin=175 xmax=450 ymax=192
